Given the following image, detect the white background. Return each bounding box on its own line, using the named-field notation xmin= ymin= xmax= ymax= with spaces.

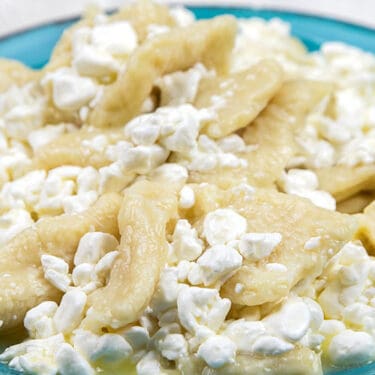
xmin=0 ymin=0 xmax=374 ymax=37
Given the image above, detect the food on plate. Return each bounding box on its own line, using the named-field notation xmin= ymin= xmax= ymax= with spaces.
xmin=45 ymin=0 xmax=177 ymax=72
xmin=0 ymin=59 xmax=40 ymax=92
xmin=336 ymin=191 xmax=375 ymax=214
xmin=88 ymin=15 xmax=236 ymax=128
xmin=316 ymin=165 xmax=375 ymax=202
xmin=33 ymin=127 xmax=126 ymax=170
xmin=83 ymin=180 xmax=179 ymax=331
xmin=190 ymin=80 xmax=331 ymax=190
xmin=194 ymin=59 xmax=283 ymax=138
xmin=0 ymin=1 xmax=375 ymax=374
xmin=0 ymin=193 xmax=121 ymax=333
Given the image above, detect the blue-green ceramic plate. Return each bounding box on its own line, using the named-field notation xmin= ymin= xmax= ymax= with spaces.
xmin=0 ymin=5 xmax=374 ymax=375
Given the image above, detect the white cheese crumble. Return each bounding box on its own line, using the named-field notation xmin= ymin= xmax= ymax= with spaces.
xmin=44 ymin=69 xmax=98 ymax=111
xmin=7 ymin=223 xmax=375 ymax=373
xmin=158 ymin=333 xmax=188 ymax=360
xmin=315 ymin=241 xmax=375 ymax=366
xmin=179 ymin=185 xmax=195 ymax=209
xmin=122 ymin=104 xmax=246 ymax=174
xmin=89 ymin=334 xmax=133 ymax=363
xmin=217 ymin=134 xmax=247 ymax=153
xmin=151 ymin=267 xmax=187 ymax=315
xmin=95 ymin=103 xmax=247 ymax=193
xmin=177 ymin=287 xmax=231 ymax=336
xmin=136 ymin=351 xmax=161 ymax=375
xmin=318 ymin=242 xmax=371 ymax=319
xmin=72 ymin=263 xmax=100 ymax=294
xmin=319 ymin=320 xmax=346 ymax=338
xmin=122 ymin=326 xmax=150 ymax=352
xmin=0 ymin=170 xmax=46 ymax=211
xmin=280 ymin=169 xmax=336 ymax=210
xmin=197 ymin=335 xmax=236 ymax=368
xmin=91 ymin=22 xmax=138 ymax=55
xmin=71 ymin=21 xmax=138 ymax=81
xmin=95 ymin=251 xmax=119 ymax=284
xmin=74 ymin=232 xmax=119 ymax=266
xmin=56 ymin=343 xmax=95 ymax=375
xmin=170 ymin=6 xmax=195 ymax=27
xmin=41 ymin=255 xmax=71 ymax=292
xmin=124 ymin=118 xmax=160 ymax=146
xmin=203 ymin=208 xmax=247 ymax=246
xmin=234 ymin=20 xmax=375 ymax=173
xmin=238 ymin=232 xmax=282 ymax=261
xmin=147 ymin=164 xmax=188 ymax=187
xmin=24 ymin=302 xmax=58 ymax=339
xmin=252 ymin=335 xmax=294 ymax=356
xmin=120 ymin=144 xmax=169 ymax=174
xmin=188 ymin=244 xmax=242 ymax=286
xmin=224 ymin=320 xmax=266 ymax=353
xmin=171 ymin=220 xmax=203 ymax=262
xmin=53 ymin=289 xmax=87 ymax=334
xmin=156 ymin=63 xmax=210 ymax=106
xmin=0 ymin=334 xmax=64 ymax=375
xmin=73 ymin=45 xmax=120 ymax=78
xmin=263 ymin=297 xmax=313 ymax=342
xmin=3 ymin=10 xmax=375 ymax=374
xmin=328 ymin=330 xmax=375 ymax=367
xmin=0 ymin=165 xmax=102 ymax=220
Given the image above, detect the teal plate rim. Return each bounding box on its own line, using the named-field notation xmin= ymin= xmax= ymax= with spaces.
xmin=0 ymin=5 xmax=375 ymax=69
xmin=0 ymin=5 xmax=375 ymax=375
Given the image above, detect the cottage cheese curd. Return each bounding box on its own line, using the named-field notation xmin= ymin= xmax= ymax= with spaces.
xmin=1 ymin=3 xmax=375 ymax=375
xmin=280 ymin=169 xmax=336 ymax=210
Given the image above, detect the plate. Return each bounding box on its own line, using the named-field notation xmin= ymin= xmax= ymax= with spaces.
xmin=0 ymin=5 xmax=375 ymax=375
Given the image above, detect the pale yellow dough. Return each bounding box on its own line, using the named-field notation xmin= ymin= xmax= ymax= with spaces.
xmin=33 ymin=127 xmax=125 ymax=170
xmin=189 ymin=80 xmax=332 ymax=190
xmin=89 ymin=16 xmax=237 ymax=128
xmin=187 ymin=183 xmax=357 ymax=306
xmin=82 ymin=181 xmax=178 ymax=331
xmin=194 ymin=59 xmax=283 ymax=138
xmin=0 ymin=193 xmax=121 ymax=334
xmin=317 ymin=165 xmax=375 ymax=202
xmin=201 ymin=348 xmax=322 ymax=375
xmin=0 ymin=3 xmax=374 ymax=374
xmin=0 ymin=59 xmax=40 ymax=93
xmin=45 ymin=0 xmax=176 ymax=72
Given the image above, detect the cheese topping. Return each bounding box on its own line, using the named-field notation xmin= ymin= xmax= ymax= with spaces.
xmin=0 ymin=3 xmax=375 ymax=375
